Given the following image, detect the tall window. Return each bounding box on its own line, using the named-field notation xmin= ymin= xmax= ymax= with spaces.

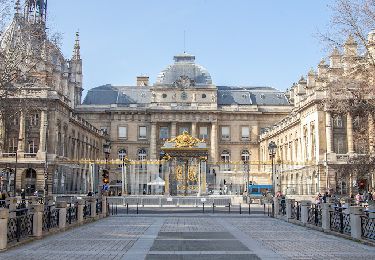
xmin=118 ymin=126 xmax=127 ymax=139
xmin=118 ymin=149 xmax=127 ymax=160
xmin=139 ymin=126 xmax=147 ymax=139
xmin=221 ymin=126 xmax=230 ymax=140
xmin=241 ymin=126 xmax=250 ymax=140
xmin=8 ymin=138 xmax=17 ymax=153
xmin=159 ymin=127 xmax=169 ymax=139
xmin=199 ymin=126 xmax=208 ymax=139
xmin=28 ymin=140 xmax=38 ymax=154
xmin=221 ymin=150 xmax=230 ymax=171
xmin=30 ymin=114 xmax=39 ymax=126
xmin=241 ymin=150 xmax=250 ymax=162
xmin=334 ymin=115 xmax=343 ymax=128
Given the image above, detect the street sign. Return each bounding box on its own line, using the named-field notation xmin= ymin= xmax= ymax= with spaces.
xmin=201 ymin=198 xmax=206 ymax=202
xmin=167 ymin=197 xmax=173 ymax=202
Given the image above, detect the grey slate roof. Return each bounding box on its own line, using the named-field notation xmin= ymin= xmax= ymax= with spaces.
xmin=82 ymin=85 xmax=289 ymax=106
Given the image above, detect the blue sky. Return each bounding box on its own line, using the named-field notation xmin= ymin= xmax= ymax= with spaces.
xmin=47 ymin=0 xmax=333 ymax=96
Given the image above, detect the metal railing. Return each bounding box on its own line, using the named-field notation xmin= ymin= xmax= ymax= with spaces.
xmin=330 ymin=207 xmax=351 ymax=235
xmin=361 ymin=215 xmax=375 ymax=241
xmin=7 ymin=208 xmax=33 ymax=243
xmin=291 ymin=201 xmax=301 ymax=220
xmin=307 ymin=204 xmax=322 ymax=227
xmin=96 ymin=199 xmax=102 ymax=214
xmin=83 ymin=202 xmax=91 ymax=219
xmin=66 ymin=203 xmax=78 ymax=224
xmin=42 ymin=206 xmax=60 ymax=231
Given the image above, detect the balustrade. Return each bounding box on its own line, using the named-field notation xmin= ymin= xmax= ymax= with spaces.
xmin=7 ymin=208 xmax=33 ymax=243
xmin=307 ymin=204 xmax=322 ymax=227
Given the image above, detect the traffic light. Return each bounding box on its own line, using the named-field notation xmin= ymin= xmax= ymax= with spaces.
xmin=102 ymin=170 xmax=109 ymax=184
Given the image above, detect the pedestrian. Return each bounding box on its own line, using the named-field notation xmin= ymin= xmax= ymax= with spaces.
xmin=315 ymin=193 xmax=321 ymax=204
xmin=322 ymin=192 xmax=328 ymax=203
xmin=367 ymin=190 xmax=373 ymax=201
xmin=355 ymin=192 xmax=362 ymax=205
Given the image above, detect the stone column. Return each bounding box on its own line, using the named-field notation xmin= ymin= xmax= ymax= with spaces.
xmin=300 ymin=200 xmax=311 ymax=224
xmin=171 ymin=122 xmax=177 ymax=138
xmin=210 ymin=123 xmax=218 ymax=163
xmin=347 ymin=112 xmax=354 ymax=153
xmin=150 ymin=123 xmax=157 ymax=160
xmin=56 ymin=201 xmax=67 ymax=229
xmin=6 ymin=197 xmax=17 ymax=218
xmin=191 ymin=122 xmax=197 ymax=137
xmin=32 ymin=204 xmax=44 ymax=237
xmin=37 ymin=110 xmax=47 ymax=160
xmin=0 ymin=208 xmax=9 ymax=250
xmin=349 ymin=206 xmax=364 ymax=239
xmin=368 ymin=114 xmax=374 ymax=153
xmin=88 ymin=197 xmax=97 ymax=218
xmin=17 ymin=111 xmax=26 ymax=157
xmin=286 ymin=199 xmax=294 ymax=220
xmin=77 ymin=199 xmax=85 ymax=224
xmin=0 ymin=112 xmax=4 ymax=155
xmin=325 ymin=112 xmax=333 ymax=153
xmin=321 ymin=203 xmax=332 ymax=231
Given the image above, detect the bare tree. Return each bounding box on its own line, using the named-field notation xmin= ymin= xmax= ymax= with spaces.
xmin=320 ymin=0 xmax=375 ymax=191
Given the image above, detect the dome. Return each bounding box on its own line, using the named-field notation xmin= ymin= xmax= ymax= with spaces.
xmin=155 ymin=53 xmax=212 ymax=86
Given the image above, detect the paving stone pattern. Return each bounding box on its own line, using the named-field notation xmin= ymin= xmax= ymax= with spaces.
xmin=1 ymin=214 xmax=375 ymax=260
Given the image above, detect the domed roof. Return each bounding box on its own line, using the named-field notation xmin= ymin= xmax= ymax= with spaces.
xmin=155 ymin=53 xmax=212 ymax=86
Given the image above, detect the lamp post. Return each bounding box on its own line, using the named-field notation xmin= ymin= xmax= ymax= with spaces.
xmin=268 ymin=141 xmax=277 ymax=196
xmin=102 ymin=141 xmax=111 ymax=194
xmin=122 ymin=156 xmax=129 ymax=196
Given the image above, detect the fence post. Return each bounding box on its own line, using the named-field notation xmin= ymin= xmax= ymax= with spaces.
xmin=0 ymin=208 xmax=9 ymax=250
xmin=31 ymin=204 xmax=44 ymax=237
xmin=56 ymin=201 xmax=67 ymax=230
xmin=349 ymin=206 xmax=364 ymax=240
xmin=273 ymin=197 xmax=279 ymax=217
xmin=300 ymin=200 xmax=311 ymax=224
xmin=286 ymin=199 xmax=294 ymax=220
xmin=77 ymin=199 xmax=85 ymax=224
xmin=101 ymin=196 xmax=107 ymax=217
xmin=88 ymin=198 xmax=97 ymax=218
xmin=321 ymin=203 xmax=331 ymax=231
xmin=368 ymin=201 xmax=375 ymax=218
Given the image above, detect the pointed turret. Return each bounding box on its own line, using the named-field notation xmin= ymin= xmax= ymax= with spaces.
xmin=344 ymin=35 xmax=358 ymax=57
xmin=73 ymin=31 xmax=81 ymax=60
xmin=24 ymin=0 xmax=47 ymax=24
xmin=69 ymin=31 xmax=83 ymax=108
xmin=329 ymin=47 xmax=341 ymax=68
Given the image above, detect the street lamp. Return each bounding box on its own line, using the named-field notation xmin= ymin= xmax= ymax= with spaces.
xmin=268 ymin=141 xmax=277 ymax=196
xmin=102 ymin=141 xmax=111 ymax=193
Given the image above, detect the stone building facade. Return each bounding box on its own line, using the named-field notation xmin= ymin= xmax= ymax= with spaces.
xmin=78 ymin=53 xmax=292 ymax=195
xmin=259 ymin=31 xmax=375 ymax=196
xmin=0 ymin=2 xmax=105 ymax=195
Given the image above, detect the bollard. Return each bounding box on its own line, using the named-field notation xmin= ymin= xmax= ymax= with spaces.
xmin=136 ymin=203 xmax=139 ymax=214
xmin=203 ymin=203 xmax=205 ymax=213
xmin=350 ymin=206 xmax=364 ymax=239
xmin=240 ymin=203 xmax=242 ymax=214
xmin=229 ymin=203 xmax=231 ymax=214
xmin=116 ymin=204 xmax=118 ymax=215
xmin=126 ymin=203 xmax=129 ymax=214
xmin=248 ymin=203 xmax=251 ymax=215
xmin=77 ymin=199 xmax=85 ymax=224
xmin=31 ymin=203 xmax=44 ymax=237
xmin=263 ymin=204 xmax=266 ymax=215
xmin=213 ymin=203 xmax=215 ymax=214
xmin=0 ymin=208 xmax=9 ymax=250
xmin=56 ymin=201 xmax=67 ymax=229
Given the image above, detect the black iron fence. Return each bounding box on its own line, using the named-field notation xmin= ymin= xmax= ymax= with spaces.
xmin=329 ymin=206 xmax=351 ymax=235
xmin=83 ymin=202 xmax=91 ymax=219
xmin=361 ymin=215 xmax=375 ymax=241
xmin=7 ymin=208 xmax=33 ymax=243
xmin=96 ymin=199 xmax=102 ymax=214
xmin=66 ymin=203 xmax=78 ymax=224
xmin=291 ymin=201 xmax=301 ymax=220
xmin=42 ymin=206 xmax=60 ymax=231
xmin=307 ymin=204 xmax=322 ymax=227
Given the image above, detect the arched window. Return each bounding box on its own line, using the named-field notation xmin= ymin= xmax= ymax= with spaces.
xmin=118 ymin=149 xmax=127 ymax=160
xmin=138 ymin=149 xmax=147 ymax=161
xmin=241 ymin=150 xmax=250 ymax=162
xmin=221 ymin=150 xmax=230 ymax=171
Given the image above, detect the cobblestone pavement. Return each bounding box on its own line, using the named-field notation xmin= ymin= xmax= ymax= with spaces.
xmin=1 ymin=214 xmax=375 ymax=260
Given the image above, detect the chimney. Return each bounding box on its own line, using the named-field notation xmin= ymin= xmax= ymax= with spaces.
xmin=136 ymin=76 xmax=149 ymax=86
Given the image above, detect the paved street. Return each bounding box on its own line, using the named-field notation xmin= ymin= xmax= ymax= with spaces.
xmin=1 ymin=213 xmax=375 ymax=260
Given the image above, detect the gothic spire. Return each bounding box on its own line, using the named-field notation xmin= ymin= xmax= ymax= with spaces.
xmin=14 ymin=0 xmax=21 ymax=14
xmin=73 ymin=31 xmax=81 ymax=60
